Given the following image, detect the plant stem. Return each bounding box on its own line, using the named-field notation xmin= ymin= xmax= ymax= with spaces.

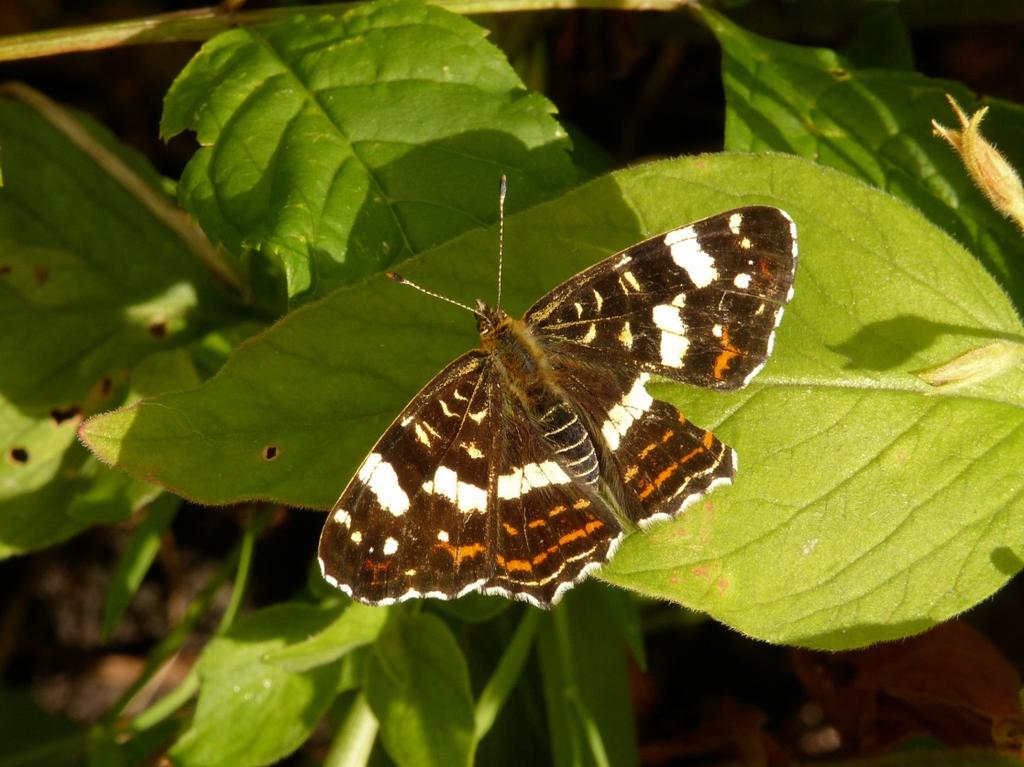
xmin=0 ymin=0 xmax=693 ymax=63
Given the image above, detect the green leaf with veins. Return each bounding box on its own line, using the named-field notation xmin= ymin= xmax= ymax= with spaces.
xmin=162 ymin=0 xmax=575 ymax=305
xmin=170 ymin=603 xmax=344 ymax=767
xmin=0 ymin=96 xmax=234 ymax=556
xmin=702 ymin=6 xmax=1024 ymax=305
xmin=81 ymin=153 xmax=1024 ymax=649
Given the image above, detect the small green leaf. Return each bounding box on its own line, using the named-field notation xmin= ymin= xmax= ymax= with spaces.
xmin=364 ymin=612 xmax=476 ymax=767
xmin=703 ymin=7 xmax=1024 ymax=304
xmin=163 ymin=0 xmax=574 ymax=303
xmin=263 ymin=601 xmax=389 ymax=672
xmin=169 ymin=603 xmax=343 ymax=767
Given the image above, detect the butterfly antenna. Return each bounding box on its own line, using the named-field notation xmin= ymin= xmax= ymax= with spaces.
xmin=385 ymin=271 xmax=485 ymax=320
xmin=496 ymin=173 xmax=507 ymax=311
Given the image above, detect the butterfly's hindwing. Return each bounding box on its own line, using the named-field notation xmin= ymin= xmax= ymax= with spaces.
xmin=551 ymin=358 xmax=735 ymax=526
xmin=318 ymin=352 xmax=497 ymax=605
xmin=484 ymin=399 xmax=623 ymax=606
xmin=527 ymin=206 xmax=798 ymax=389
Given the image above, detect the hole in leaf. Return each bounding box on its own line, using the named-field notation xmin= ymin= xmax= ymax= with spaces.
xmin=9 ymin=447 xmax=29 ymax=464
xmin=34 ymin=265 xmax=48 ymax=284
xmin=148 ymin=321 xmax=167 ymax=338
xmin=50 ymin=405 xmax=81 ymax=425
xmin=263 ymin=445 xmax=279 ymax=461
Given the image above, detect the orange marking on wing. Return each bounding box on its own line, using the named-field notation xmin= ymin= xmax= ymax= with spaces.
xmin=504 ymin=558 xmax=533 ymax=572
xmin=532 ymin=551 xmax=549 ymax=565
xmin=712 ymin=327 xmax=741 ymax=381
xmin=678 ymin=442 xmax=706 ymax=464
xmin=548 ymin=504 xmax=567 ymax=517
xmin=638 ymin=442 xmax=658 ymax=460
xmin=584 ymin=519 xmax=604 ymax=534
xmin=527 ymin=518 xmax=546 ymax=529
xmin=502 ymin=522 xmax=519 ymax=536
xmin=652 ymin=461 xmax=680 ymax=489
xmin=573 ymin=499 xmax=591 ymax=510
xmin=435 ymin=542 xmax=485 ymax=564
xmin=677 ymin=412 xmax=688 ymax=425
xmin=641 ymin=435 xmax=717 ymax=498
xmin=558 ymin=528 xmax=586 ymax=546
xmin=661 ymin=429 xmax=674 ymax=443
xmin=623 ymin=464 xmax=640 ymax=482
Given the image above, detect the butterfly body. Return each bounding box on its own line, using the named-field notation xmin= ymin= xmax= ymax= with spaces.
xmin=319 ymin=205 xmax=798 ymax=607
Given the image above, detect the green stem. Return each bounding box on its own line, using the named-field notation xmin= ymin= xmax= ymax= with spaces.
xmin=102 ymin=540 xmax=243 ymax=724
xmin=0 ymin=0 xmax=691 ymax=63
xmin=103 ymin=508 xmax=269 ymax=727
xmin=473 ymin=608 xmax=541 ymax=739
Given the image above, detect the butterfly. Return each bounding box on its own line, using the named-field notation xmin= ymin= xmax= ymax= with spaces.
xmin=319 ymin=178 xmax=797 ymax=607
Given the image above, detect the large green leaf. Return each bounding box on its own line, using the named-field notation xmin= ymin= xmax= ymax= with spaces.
xmin=162 ymin=0 xmax=574 ymax=304
xmin=0 ymin=95 xmax=234 ymax=556
xmin=81 ymin=153 xmax=1024 ymax=648
xmin=364 ymin=612 xmax=476 ymax=767
xmin=703 ymin=7 xmax=1024 ymax=305
xmin=169 ymin=603 xmax=344 ymax=767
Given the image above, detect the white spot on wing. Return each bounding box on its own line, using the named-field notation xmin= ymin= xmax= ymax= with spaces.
xmin=497 ymin=461 xmax=572 ymax=499
xmin=468 ymin=408 xmax=487 ymax=424
xmin=383 ymin=537 xmax=399 ymax=556
xmin=712 ymin=324 xmax=723 ymax=338
xmin=581 ymin=323 xmax=597 ymax=344
xmin=619 ymin=321 xmax=633 ymax=349
xmin=437 ymin=530 xmax=449 ymax=542
xmin=414 ymin=422 xmax=431 ymax=446
xmin=728 ymin=212 xmax=742 ymax=234
xmin=461 ymin=441 xmax=484 ymax=459
xmin=350 ymin=530 xmax=363 ymax=543
xmin=664 ymin=228 xmax=718 ymax=288
xmin=733 ymin=272 xmax=752 ymax=289
xmin=422 ymin=465 xmax=487 ymax=513
xmin=332 ymin=508 xmax=352 ymax=528
xmin=601 ymin=373 xmax=653 ymax=451
xmin=623 ymin=271 xmax=641 ymax=292
xmin=358 ymin=453 xmax=409 ymax=516
xmin=652 ymin=304 xmax=689 ymax=367
xmin=592 ymin=289 xmax=603 ymax=311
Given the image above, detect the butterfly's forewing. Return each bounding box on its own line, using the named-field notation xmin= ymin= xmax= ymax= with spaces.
xmin=318 ymin=352 xmax=499 ymax=605
xmin=527 ymin=206 xmax=798 ymax=389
